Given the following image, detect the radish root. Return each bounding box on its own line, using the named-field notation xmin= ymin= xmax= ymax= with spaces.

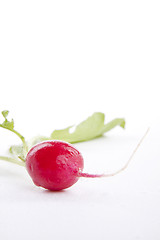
xmin=79 ymin=128 xmax=150 ymax=178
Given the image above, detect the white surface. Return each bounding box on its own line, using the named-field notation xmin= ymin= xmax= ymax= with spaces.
xmin=0 ymin=0 xmax=160 ymax=239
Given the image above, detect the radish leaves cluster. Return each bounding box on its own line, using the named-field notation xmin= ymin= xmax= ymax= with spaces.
xmin=0 ymin=110 xmax=125 ymax=166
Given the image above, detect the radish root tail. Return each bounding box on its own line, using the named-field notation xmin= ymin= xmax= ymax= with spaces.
xmin=79 ymin=128 xmax=150 ymax=178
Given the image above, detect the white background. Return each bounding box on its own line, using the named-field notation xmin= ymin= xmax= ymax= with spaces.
xmin=0 ymin=1 xmax=160 ymax=240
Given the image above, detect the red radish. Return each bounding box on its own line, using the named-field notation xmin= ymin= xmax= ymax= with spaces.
xmin=26 ymin=128 xmax=149 ymax=191
xmin=26 ymin=141 xmax=84 ymax=191
xmin=26 ymin=140 xmax=104 ymax=191
xmin=0 ymin=111 xmax=149 ymax=191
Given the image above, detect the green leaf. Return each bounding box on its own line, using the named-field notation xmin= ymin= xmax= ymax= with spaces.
xmin=0 ymin=110 xmax=28 ymax=155
xmin=50 ymin=126 xmax=73 ymax=142
xmin=0 ymin=110 xmax=14 ymax=130
xmin=0 ymin=111 xmax=125 ymax=164
xmin=2 ymin=119 xmax=14 ymax=130
xmin=50 ymin=112 xmax=125 ymax=143
xmin=2 ymin=110 xmax=9 ymax=119
xmin=101 ymin=118 xmax=125 ymax=134
xmin=9 ymin=145 xmax=26 ymax=161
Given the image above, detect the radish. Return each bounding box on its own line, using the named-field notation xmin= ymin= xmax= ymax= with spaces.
xmin=25 ymin=141 xmax=84 ymax=191
xmin=25 ymin=128 xmax=149 ymax=191
xmin=0 ymin=110 xmax=149 ymax=191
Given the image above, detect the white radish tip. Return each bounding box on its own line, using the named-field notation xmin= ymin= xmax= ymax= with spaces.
xmin=79 ymin=128 xmax=150 ymax=179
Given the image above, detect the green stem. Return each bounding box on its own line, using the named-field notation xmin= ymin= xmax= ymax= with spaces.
xmin=0 ymin=124 xmax=28 ymax=154
xmin=11 ymin=128 xmax=28 ymax=153
xmin=0 ymin=156 xmax=25 ymax=166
